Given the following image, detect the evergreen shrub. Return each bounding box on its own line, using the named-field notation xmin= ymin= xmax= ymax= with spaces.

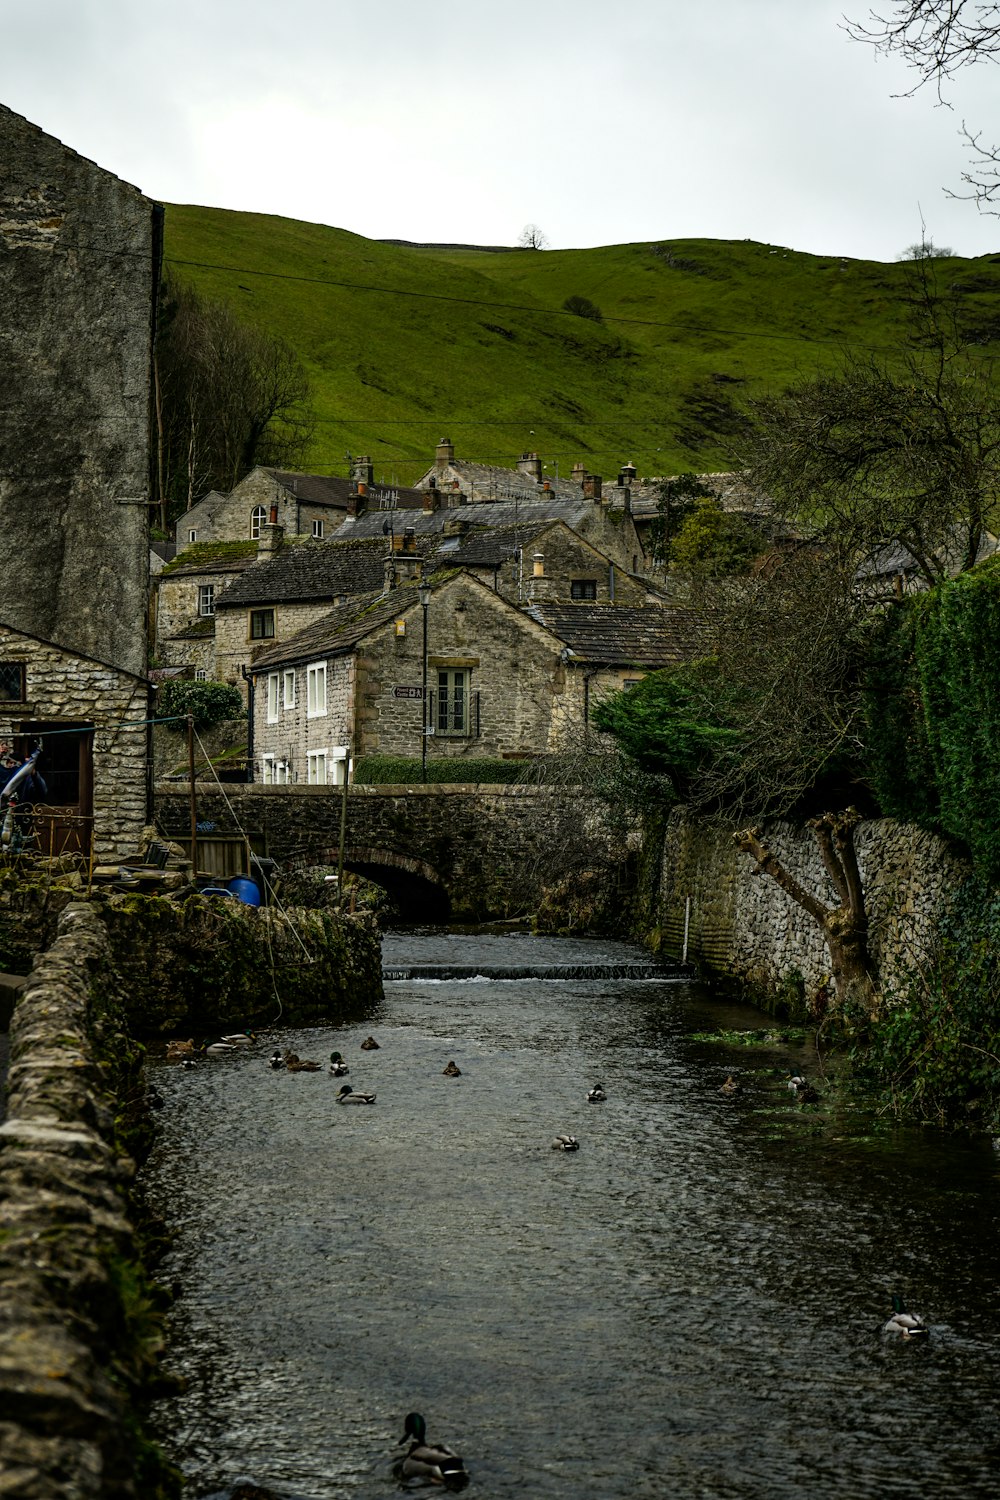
xmin=157 ymin=679 xmax=245 ymax=732
xmin=353 ymin=755 xmax=536 ymax=785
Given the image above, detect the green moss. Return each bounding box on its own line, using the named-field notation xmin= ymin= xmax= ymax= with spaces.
xmin=161 ymin=539 xmax=258 ymax=572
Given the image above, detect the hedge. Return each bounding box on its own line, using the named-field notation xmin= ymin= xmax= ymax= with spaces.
xmin=353 ymin=755 xmax=536 ymax=785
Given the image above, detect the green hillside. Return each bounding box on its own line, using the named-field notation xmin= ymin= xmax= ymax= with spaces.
xmin=162 ymin=205 xmax=1000 ymax=486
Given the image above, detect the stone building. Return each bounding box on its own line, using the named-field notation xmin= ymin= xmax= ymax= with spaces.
xmin=0 ymin=104 xmax=159 ymax=680
xmin=0 ymin=621 xmax=149 ymax=861
xmin=173 ymin=462 xmax=423 ymax=552
xmin=153 ymin=542 xmax=260 ymax=677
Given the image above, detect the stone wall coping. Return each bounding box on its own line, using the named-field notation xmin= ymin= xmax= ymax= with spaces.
xmin=155 ymin=779 xmax=589 ymax=798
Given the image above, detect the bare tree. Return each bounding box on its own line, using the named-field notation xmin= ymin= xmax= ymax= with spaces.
xmin=518 ymin=223 xmax=549 ymax=250
xmin=153 ymin=280 xmax=314 ymax=529
xmin=847 ymin=1 xmax=1000 ymax=208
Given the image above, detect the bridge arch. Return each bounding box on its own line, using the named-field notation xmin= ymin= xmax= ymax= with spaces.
xmin=286 ymin=844 xmax=451 ymax=922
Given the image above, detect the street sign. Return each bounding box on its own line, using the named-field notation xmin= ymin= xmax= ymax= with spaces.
xmin=393 ymin=686 xmax=423 ymax=699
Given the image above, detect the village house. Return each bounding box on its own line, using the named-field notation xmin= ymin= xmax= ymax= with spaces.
xmin=173 ymin=460 xmax=423 ymax=553
xmin=0 ymin=623 xmax=150 ymax=862
xmin=153 ymin=541 xmax=260 ymax=678
xmin=247 ymin=570 xmax=703 ymax=785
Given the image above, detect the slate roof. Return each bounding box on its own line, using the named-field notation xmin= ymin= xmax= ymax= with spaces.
xmin=435 ymin=520 xmax=558 ymax=569
xmin=162 ymin=548 xmax=258 ymax=579
xmin=213 ymin=536 xmax=402 ymax=608
xmin=170 ymin=618 xmax=215 ymax=640
xmin=525 ymin=603 xmax=706 ymax=667
xmin=248 ymin=589 xmax=421 ymax=672
xmin=334 ymin=494 xmax=600 ymax=542
xmin=266 ymin=469 xmax=424 ymax=510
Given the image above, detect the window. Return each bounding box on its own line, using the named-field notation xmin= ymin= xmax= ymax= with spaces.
xmin=623 ymin=678 xmax=643 ymax=689
xmin=283 ymin=669 xmax=296 ymax=709
xmin=195 ymin=668 xmax=209 ymax=682
xmin=250 ymin=505 xmax=267 ymax=539
xmin=0 ymin=662 xmax=26 ymax=702
xmin=307 ymin=750 xmax=328 ymax=784
xmin=250 ymin=609 xmax=275 ymax=640
xmin=198 ymin=583 xmax=215 ymax=617
xmin=261 ymin=754 xmax=275 ymax=784
xmin=312 ymin=518 xmax=324 ymax=539
xmin=571 ymin=579 xmax=597 ymax=600
xmin=437 ymin=669 xmax=469 ymax=735
xmin=187 ymin=528 xmax=198 ymax=544
xmin=266 ymin=673 xmax=279 ymax=723
xmin=275 ymin=760 xmax=291 ymax=785
xmin=307 ymin=662 xmax=327 ymax=717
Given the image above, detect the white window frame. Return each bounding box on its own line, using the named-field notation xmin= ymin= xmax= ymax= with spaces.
xmin=261 ymin=754 xmax=275 ymax=785
xmin=198 ymin=583 xmax=215 ymax=617
xmin=275 ymin=759 xmax=291 ymax=785
xmin=195 ymin=668 xmax=209 ymax=682
xmin=266 ymin=673 xmax=280 ymax=724
xmin=312 ymin=518 xmax=324 ymax=539
xmin=187 ymin=528 xmax=198 ymax=543
xmin=436 ymin=668 xmax=470 ymax=736
xmin=283 ymin=669 xmax=296 ymax=710
xmin=306 ymin=661 xmax=327 ymax=717
xmin=250 ymin=505 xmax=267 ymax=539
xmin=307 ymin=749 xmax=328 ymax=784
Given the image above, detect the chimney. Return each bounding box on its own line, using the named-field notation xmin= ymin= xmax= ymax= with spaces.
xmin=258 ymin=520 xmax=284 ymax=557
xmin=527 ymin=551 xmax=556 ymax=603
xmin=383 ymin=554 xmax=397 ymax=591
xmin=618 ymin=461 xmax=637 ymax=487
xmin=347 ymin=481 xmax=367 ymax=519
xmin=572 ymin=462 xmax=587 ymax=486
xmin=422 ymin=480 xmax=440 ymax=513
xmin=517 ymin=451 xmax=542 ymax=483
xmin=532 ymin=551 xmax=545 ymax=578
xmin=352 ymin=454 xmax=374 ymax=486
xmin=583 ymin=473 xmax=603 ymax=503
xmin=435 ymin=437 xmax=455 ymax=474
xmin=443 ymin=514 xmax=469 ymax=539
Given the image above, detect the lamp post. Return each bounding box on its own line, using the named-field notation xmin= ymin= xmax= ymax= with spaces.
xmin=418 ymin=580 xmax=431 ymax=783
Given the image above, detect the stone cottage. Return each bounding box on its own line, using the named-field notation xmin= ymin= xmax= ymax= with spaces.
xmin=0 ymin=622 xmax=150 ymax=861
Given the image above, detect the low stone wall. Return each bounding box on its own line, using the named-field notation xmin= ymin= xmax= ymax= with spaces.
xmin=656 ymin=807 xmax=971 ymax=1004
xmin=0 ymin=903 xmax=151 ymax=1499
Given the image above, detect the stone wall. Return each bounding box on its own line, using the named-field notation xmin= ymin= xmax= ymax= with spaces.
xmin=0 ymin=105 xmax=156 ymax=680
xmin=0 ymin=903 xmax=157 ymax=1498
xmin=656 ymin=807 xmax=971 ymax=1002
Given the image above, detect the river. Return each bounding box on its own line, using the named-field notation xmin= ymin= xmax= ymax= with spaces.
xmin=143 ymin=931 xmax=1000 ymax=1499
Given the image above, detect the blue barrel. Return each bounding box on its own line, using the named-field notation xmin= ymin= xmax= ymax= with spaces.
xmin=227 ymin=875 xmax=261 ymax=907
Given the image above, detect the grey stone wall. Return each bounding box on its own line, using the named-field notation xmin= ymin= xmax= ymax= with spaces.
xmin=657 ymin=807 xmax=971 ymax=1001
xmin=0 ymin=903 xmax=148 ymax=1498
xmin=0 ymin=106 xmax=157 ymax=680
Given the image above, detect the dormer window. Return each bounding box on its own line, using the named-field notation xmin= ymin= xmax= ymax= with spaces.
xmin=571 ymin=579 xmax=598 ymax=600
xmin=250 ymin=505 xmax=267 ymax=539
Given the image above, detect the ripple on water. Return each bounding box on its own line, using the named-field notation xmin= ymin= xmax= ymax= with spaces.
xmin=144 ymin=934 xmax=1000 ymax=1500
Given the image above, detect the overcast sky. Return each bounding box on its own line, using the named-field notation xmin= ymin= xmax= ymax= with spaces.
xmin=4 ymin=0 xmax=1000 ymax=262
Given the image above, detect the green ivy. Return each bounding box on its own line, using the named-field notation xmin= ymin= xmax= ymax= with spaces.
xmin=157 ymin=679 xmax=244 ymax=732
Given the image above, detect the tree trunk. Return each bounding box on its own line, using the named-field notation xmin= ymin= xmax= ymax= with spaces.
xmin=734 ymin=810 xmax=875 ymax=1013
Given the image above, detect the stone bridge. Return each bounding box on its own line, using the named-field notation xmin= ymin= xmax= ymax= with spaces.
xmin=154 ymin=782 xmax=636 ymax=923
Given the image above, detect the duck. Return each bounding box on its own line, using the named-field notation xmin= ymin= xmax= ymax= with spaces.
xmin=285 ymin=1053 xmax=321 ymax=1073
xmin=393 ymin=1412 xmax=469 ymax=1492
xmin=883 ymin=1294 xmax=929 ymax=1338
xmin=220 ymin=1031 xmax=257 ymax=1046
xmin=720 ymin=1075 xmax=741 ymax=1096
xmin=328 ymin=1051 xmax=350 ymax=1077
xmin=442 ymin=1060 xmax=462 ymax=1076
xmin=199 ymin=1039 xmax=238 ymax=1055
xmin=587 ymin=1083 xmax=606 ymax=1103
xmin=787 ymin=1069 xmax=821 ymax=1103
xmin=360 ymin=1035 xmax=380 ymax=1051
xmin=551 ymin=1133 xmax=580 ymax=1151
xmin=269 ymin=1049 xmax=285 ymax=1070
xmin=337 ymin=1084 xmax=376 ymax=1104
xmin=165 ymin=1038 xmax=196 ymax=1060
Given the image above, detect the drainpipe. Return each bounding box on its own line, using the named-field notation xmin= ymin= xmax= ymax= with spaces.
xmin=582 ymin=666 xmax=601 ymax=749
xmin=609 ymin=561 xmax=616 ymax=602
xmin=240 ymin=664 xmax=255 ymax=783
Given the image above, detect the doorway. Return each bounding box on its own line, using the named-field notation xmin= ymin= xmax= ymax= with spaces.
xmin=14 ymin=722 xmax=95 ymax=858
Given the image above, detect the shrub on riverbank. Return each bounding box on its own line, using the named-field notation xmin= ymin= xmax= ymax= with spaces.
xmin=846 ymin=878 xmax=1000 ymax=1131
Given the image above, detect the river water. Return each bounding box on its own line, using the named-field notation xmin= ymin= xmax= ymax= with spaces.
xmin=144 ymin=932 xmax=1000 ymax=1499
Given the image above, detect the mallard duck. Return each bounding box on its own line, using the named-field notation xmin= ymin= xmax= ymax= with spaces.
xmin=883 ymin=1294 xmax=929 ymax=1337
xmin=551 ymin=1133 xmax=580 ymax=1151
xmin=286 ymin=1053 xmax=321 ymax=1073
xmin=787 ymin=1069 xmax=821 ymax=1103
xmin=393 ymin=1412 xmax=469 ymax=1492
xmin=269 ymin=1049 xmax=285 ymax=1070
xmin=199 ymin=1039 xmax=238 ymax=1054
xmin=166 ymin=1038 xmax=196 ymax=1060
xmin=328 ymin=1051 xmax=350 ymax=1076
xmin=587 ymin=1083 xmax=606 ymax=1103
xmin=720 ymin=1075 xmax=741 ymax=1096
xmin=442 ymin=1060 xmax=462 ymax=1076
xmin=220 ymin=1031 xmax=257 ymax=1046
xmin=360 ymin=1035 xmax=380 ymax=1050
xmin=337 ymin=1084 xmax=376 ymax=1104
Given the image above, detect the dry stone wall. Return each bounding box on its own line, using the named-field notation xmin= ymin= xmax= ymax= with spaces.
xmin=657 ymin=807 xmax=971 ymax=1002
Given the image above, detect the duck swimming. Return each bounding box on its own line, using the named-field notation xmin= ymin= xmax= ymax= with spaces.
xmin=442 ymin=1060 xmax=462 ymax=1076
xmin=551 ymin=1134 xmax=580 ymax=1151
xmin=393 ymin=1412 xmax=469 ymax=1491
xmin=360 ymin=1035 xmax=380 ymax=1050
xmin=337 ymin=1084 xmax=376 ymax=1104
xmin=720 ymin=1075 xmax=741 ymax=1095
xmin=587 ymin=1084 xmax=606 ymax=1103
xmin=285 ymin=1052 xmax=321 ymax=1072
xmin=883 ymin=1294 xmax=929 ymax=1337
xmin=166 ymin=1038 xmax=196 ymax=1060
xmin=269 ymin=1049 xmax=285 ymax=1070
xmin=787 ymin=1070 xmax=821 ymax=1103
xmin=220 ymin=1031 xmax=257 ymax=1046
xmin=328 ymin=1051 xmax=350 ymax=1076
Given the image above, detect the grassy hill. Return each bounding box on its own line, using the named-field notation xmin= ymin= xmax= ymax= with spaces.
xmin=162 ymin=205 xmax=1000 ymax=486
